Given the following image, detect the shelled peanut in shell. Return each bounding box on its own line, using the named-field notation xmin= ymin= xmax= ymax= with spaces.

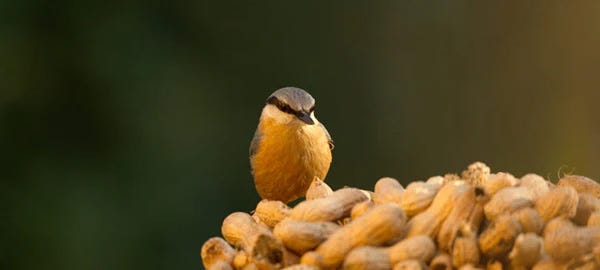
xmin=201 ymin=162 xmax=600 ymax=270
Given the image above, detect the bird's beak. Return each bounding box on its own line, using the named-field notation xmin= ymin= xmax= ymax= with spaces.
xmin=297 ymin=112 xmax=315 ymax=125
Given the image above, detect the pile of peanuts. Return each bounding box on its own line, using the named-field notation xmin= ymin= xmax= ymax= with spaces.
xmin=201 ymin=162 xmax=600 ymax=270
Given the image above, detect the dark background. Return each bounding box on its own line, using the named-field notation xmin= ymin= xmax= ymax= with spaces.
xmin=2 ymin=1 xmax=600 ymax=269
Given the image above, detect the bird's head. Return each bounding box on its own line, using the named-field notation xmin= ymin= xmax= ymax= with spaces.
xmin=261 ymin=87 xmax=317 ymax=125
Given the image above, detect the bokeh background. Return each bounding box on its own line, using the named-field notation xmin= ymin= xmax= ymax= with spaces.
xmin=2 ymin=1 xmax=600 ymax=269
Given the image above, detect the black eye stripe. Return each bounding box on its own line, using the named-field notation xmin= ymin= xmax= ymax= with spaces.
xmin=266 ymin=96 xmax=301 ymax=115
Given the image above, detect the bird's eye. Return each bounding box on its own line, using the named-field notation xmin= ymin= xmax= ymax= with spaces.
xmin=308 ymin=105 xmax=315 ymax=113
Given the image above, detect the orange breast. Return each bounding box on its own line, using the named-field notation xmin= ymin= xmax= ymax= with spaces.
xmin=251 ymin=119 xmax=332 ymax=202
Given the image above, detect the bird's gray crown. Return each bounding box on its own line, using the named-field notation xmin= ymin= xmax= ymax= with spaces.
xmin=266 ymin=87 xmax=315 ymax=114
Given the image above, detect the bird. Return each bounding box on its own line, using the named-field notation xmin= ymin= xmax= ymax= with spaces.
xmin=249 ymin=87 xmax=334 ymax=202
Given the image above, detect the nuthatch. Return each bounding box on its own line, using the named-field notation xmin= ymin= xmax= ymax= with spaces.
xmin=250 ymin=87 xmax=333 ymax=202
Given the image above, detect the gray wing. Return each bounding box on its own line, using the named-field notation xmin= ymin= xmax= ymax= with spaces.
xmin=319 ymin=122 xmax=334 ymax=150
xmin=249 ymin=128 xmax=262 ymax=158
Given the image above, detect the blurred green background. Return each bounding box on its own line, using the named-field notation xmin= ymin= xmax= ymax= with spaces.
xmin=2 ymin=1 xmax=600 ymax=269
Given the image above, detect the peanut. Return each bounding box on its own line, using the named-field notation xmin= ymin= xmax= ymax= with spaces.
xmin=310 ymin=204 xmax=407 ymax=269
xmin=400 ymin=181 xmax=439 ymax=217
xmin=531 ymin=258 xmax=565 ymax=270
xmin=511 ymin=207 xmax=544 ymax=235
xmin=478 ymin=214 xmax=522 ymax=258
xmin=342 ymin=236 xmax=435 ymax=269
xmin=589 ymin=210 xmax=600 ymax=226
xmin=305 ymin=177 xmax=333 ymax=200
xmin=393 ymin=260 xmax=426 ymax=270
xmin=573 ymin=193 xmax=600 ymax=225
xmin=558 ymin=175 xmax=600 ymax=198
xmin=221 ymin=212 xmax=284 ymax=267
xmin=429 ymin=252 xmax=452 ymax=270
xmin=406 ymin=181 xmax=469 ymax=238
xmin=201 ymin=237 xmax=237 ymax=269
xmin=273 ymin=218 xmax=339 ymax=254
xmin=290 ymin=188 xmax=368 ymax=222
xmin=485 ymin=260 xmax=503 ymax=270
xmin=452 ymin=236 xmax=480 ymax=268
xmin=458 ymin=264 xmax=483 ymax=270
xmin=209 ymin=260 xmax=234 ymax=270
xmin=389 ymin=235 xmax=436 ymax=264
xmin=484 ymin=172 xmax=517 ymax=196
xmin=343 ymin=246 xmax=390 ymax=270
xmin=484 ymin=187 xmax=532 ymax=221
xmin=543 ymin=217 xmax=600 ymax=262
xmin=426 ymin=176 xmax=446 ymax=189
xmin=520 ymin=173 xmax=549 ymax=202
xmin=372 ymin=177 xmax=404 ymax=206
xmin=438 ymin=186 xmax=486 ymax=251
xmin=508 ymin=233 xmax=543 ymax=270
xmin=535 ymin=186 xmax=579 ymax=223
xmin=350 ymin=200 xmax=374 ymax=220
xmin=461 ymin=161 xmax=490 ymax=186
xmin=233 ymin=251 xmax=250 ymax=269
xmin=255 ymin=200 xmax=292 ymax=228
xmin=281 ymin=265 xmax=319 ymax=270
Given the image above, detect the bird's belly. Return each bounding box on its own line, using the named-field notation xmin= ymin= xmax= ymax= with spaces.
xmin=251 ymin=127 xmax=332 ymax=202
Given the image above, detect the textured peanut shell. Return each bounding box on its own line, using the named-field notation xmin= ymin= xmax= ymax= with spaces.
xmin=531 ymin=258 xmax=565 ymax=270
xmin=389 ymin=235 xmax=436 ymax=264
xmin=299 ymin=252 xmax=322 ymax=267
xmin=283 ymin=249 xmax=300 ymax=267
xmin=588 ymin=210 xmax=600 ymax=226
xmin=393 ymin=260 xmax=426 ymax=270
xmin=254 ymin=200 xmax=292 ymax=228
xmin=305 ymin=177 xmax=333 ymax=200
xmin=461 ymin=161 xmax=490 ymax=186
xmin=281 ymin=265 xmax=320 ymax=270
xmin=312 ymin=204 xmax=407 ymax=269
xmin=201 ymin=237 xmax=237 ymax=269
xmin=486 ymin=260 xmax=503 ymax=270
xmin=478 ymin=214 xmax=522 ymax=258
xmin=233 ymin=251 xmax=249 ymax=269
xmin=290 ymin=188 xmax=368 ymax=222
xmin=573 ymin=193 xmax=600 ymax=225
xmin=221 ymin=212 xmax=284 ymax=267
xmin=429 ymin=253 xmax=452 ymax=270
xmin=425 ymin=176 xmax=446 ymax=188
xmin=558 ymin=175 xmax=600 ymax=198
xmin=343 ymin=246 xmax=391 ymax=270
xmin=520 ymin=173 xmax=550 ymax=202
xmin=438 ymin=186 xmax=486 ymax=251
xmin=484 ymin=172 xmax=517 ymax=196
xmin=400 ymin=182 xmax=439 ymax=217
xmin=508 ymin=233 xmax=542 ymax=269
xmin=535 ymin=186 xmax=579 ymax=223
xmin=208 ymin=260 xmax=234 ymax=270
xmin=512 ymin=207 xmax=544 ymax=235
xmin=406 ymin=181 xmax=469 ymax=238
xmin=458 ymin=264 xmax=484 ymax=270
xmin=273 ymin=218 xmax=339 ymax=254
xmin=543 ymin=218 xmax=600 ymax=262
xmin=372 ymin=177 xmax=404 ymax=206
xmin=484 ymin=187 xmax=533 ymax=221
xmin=350 ymin=200 xmax=374 ymax=220
xmin=452 ymin=236 xmax=480 ymax=268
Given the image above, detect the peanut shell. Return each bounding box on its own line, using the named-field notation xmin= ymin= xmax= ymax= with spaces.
xmin=305 ymin=177 xmax=333 ymax=200
xmin=484 ymin=187 xmax=533 ymax=221
xmin=290 ymin=188 xmax=368 ymax=222
xmin=558 ymin=175 xmax=600 ymax=198
xmin=535 ymin=186 xmax=579 ymax=223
